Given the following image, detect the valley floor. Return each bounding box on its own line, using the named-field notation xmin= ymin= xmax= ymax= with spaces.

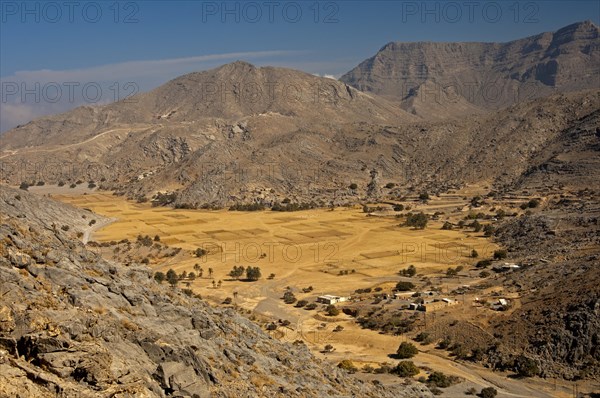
xmin=47 ymin=188 xmax=597 ymax=397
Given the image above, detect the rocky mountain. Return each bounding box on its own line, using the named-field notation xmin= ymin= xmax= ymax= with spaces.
xmin=340 ymin=21 xmax=599 ymax=119
xmin=2 ymin=82 xmax=597 ymax=207
xmin=0 ymin=185 xmax=432 ymax=397
xmin=0 ymin=23 xmax=598 ymax=208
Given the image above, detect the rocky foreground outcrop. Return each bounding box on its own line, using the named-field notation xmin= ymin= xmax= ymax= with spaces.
xmin=0 ymin=185 xmax=432 ymax=397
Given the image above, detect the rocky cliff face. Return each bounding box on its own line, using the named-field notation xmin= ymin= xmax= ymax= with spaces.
xmin=489 ymin=196 xmax=600 ymax=380
xmin=340 ymin=21 xmax=599 ymax=118
xmin=0 ymin=185 xmax=432 ymax=397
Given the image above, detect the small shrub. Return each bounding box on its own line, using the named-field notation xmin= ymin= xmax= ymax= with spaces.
xmin=479 ymin=387 xmax=498 ymax=398
xmin=337 ymin=360 xmax=357 ymax=373
xmin=493 ymin=250 xmax=507 ymax=260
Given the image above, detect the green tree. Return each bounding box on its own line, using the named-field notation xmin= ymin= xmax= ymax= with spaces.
xmin=325 ymin=304 xmax=340 ymax=316
xmin=396 ymin=342 xmax=418 ymax=359
xmin=392 ymin=361 xmax=420 ymax=377
xmin=405 ymin=212 xmax=428 ymax=229
xmin=228 ymin=265 xmax=245 ymax=280
xmin=246 ymin=266 xmax=262 ymax=281
xmin=493 ymin=250 xmax=508 ymax=260
xmin=166 ymin=269 xmax=178 ymax=287
xmin=154 ymin=271 xmax=165 ymax=284
xmin=395 ymin=281 xmax=415 ymax=291
xmin=349 ymin=183 xmax=358 ymax=190
xmin=419 ymin=192 xmax=430 ymax=202
xmin=471 ymin=249 xmax=479 ymax=258
xmin=515 ymin=355 xmax=539 ymax=377
xmin=476 ymin=259 xmax=492 ymax=268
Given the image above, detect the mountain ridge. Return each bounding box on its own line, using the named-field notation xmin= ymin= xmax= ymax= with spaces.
xmin=340 ymin=20 xmax=599 ymax=118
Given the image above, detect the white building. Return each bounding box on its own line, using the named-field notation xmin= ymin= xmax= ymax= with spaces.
xmin=317 ymin=295 xmax=348 ymax=305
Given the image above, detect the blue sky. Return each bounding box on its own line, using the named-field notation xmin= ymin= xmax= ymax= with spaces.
xmin=1 ymin=0 xmax=598 ymax=131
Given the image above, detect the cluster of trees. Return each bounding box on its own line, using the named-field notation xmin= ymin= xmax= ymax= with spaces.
xmin=405 ymin=212 xmax=428 ymax=229
xmin=272 ymin=201 xmax=318 ymax=212
xmin=152 ymin=269 xmax=178 ymax=287
xmin=399 ymin=265 xmax=417 ymax=277
xmin=245 ymin=266 xmax=261 ymax=281
xmin=136 ymin=234 xmax=154 ymax=247
xmin=229 ymin=203 xmax=265 ymax=211
xmin=282 ymin=291 xmax=296 ymax=304
xmin=154 ymin=265 xmax=214 ymax=287
xmin=228 ymin=265 xmax=246 ymax=280
xmin=520 ymin=199 xmax=540 ymax=210
xmin=194 ymin=248 xmax=207 ymax=257
xmin=228 ymin=265 xmax=261 ymax=281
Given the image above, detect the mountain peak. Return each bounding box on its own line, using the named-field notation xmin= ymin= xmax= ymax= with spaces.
xmin=220 ymin=60 xmax=256 ymax=69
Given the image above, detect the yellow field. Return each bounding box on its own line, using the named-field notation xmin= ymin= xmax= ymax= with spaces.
xmin=55 ymin=192 xmax=498 ymax=298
